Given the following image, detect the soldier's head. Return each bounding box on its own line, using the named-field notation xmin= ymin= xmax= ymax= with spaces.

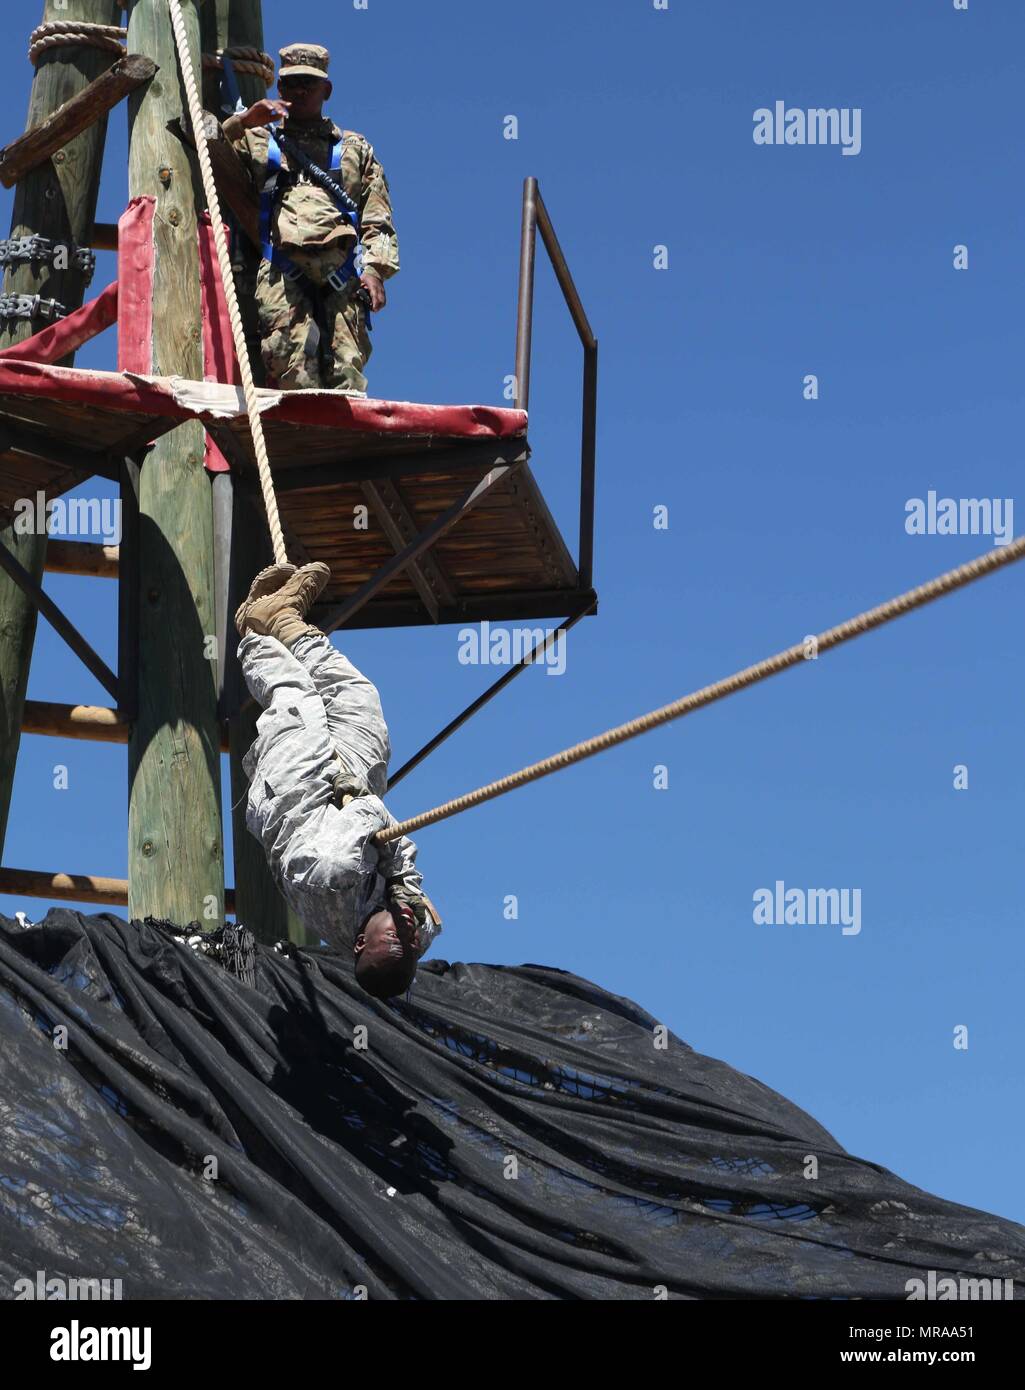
xmin=354 ymin=901 xmax=420 ymax=999
xmin=277 ymin=43 xmax=332 ymax=120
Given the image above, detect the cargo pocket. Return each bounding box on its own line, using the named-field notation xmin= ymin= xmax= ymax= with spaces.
xmin=254 ymin=703 xmax=309 ymax=802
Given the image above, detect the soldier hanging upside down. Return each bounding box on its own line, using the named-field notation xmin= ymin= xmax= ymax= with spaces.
xmin=235 ymin=562 xmax=441 ymax=999
xmin=221 ymin=42 xmax=399 ymax=394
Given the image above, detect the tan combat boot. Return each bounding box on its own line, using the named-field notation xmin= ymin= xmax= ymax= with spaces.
xmin=234 ymin=562 xmax=297 ymax=637
xmin=236 ymin=562 xmax=331 ymax=647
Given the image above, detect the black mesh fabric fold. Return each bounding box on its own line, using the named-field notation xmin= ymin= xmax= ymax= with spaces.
xmin=0 ymin=909 xmax=1022 ymax=1300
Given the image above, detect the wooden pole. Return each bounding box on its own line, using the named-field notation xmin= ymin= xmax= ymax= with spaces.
xmin=0 ymin=0 xmax=122 ymax=861
xmin=210 ymin=0 xmax=297 ymax=944
xmin=126 ymin=0 xmax=224 ymax=927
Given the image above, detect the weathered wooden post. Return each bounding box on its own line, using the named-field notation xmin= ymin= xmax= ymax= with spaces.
xmin=0 ymin=0 xmax=123 ymax=858
xmin=125 ymin=0 xmax=223 ymax=925
xmin=206 ymin=0 xmax=298 ymax=943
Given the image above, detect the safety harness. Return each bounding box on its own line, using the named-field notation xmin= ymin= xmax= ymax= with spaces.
xmin=259 ymin=129 xmax=363 ymax=296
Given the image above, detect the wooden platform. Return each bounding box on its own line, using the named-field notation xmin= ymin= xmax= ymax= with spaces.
xmin=0 ymin=361 xmax=596 ymax=630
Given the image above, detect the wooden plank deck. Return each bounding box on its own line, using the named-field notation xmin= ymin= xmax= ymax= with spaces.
xmin=0 ymin=363 xmax=594 ymax=629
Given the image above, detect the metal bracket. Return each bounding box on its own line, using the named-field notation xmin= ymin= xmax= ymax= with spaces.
xmin=0 ymin=292 xmax=67 ymax=325
xmin=0 ymin=235 xmax=96 ymax=283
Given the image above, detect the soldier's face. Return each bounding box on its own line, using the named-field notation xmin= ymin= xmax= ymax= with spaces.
xmin=278 ymin=76 xmax=331 ymax=120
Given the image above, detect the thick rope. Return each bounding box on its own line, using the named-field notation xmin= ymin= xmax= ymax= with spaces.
xmin=167 ymin=0 xmax=288 ymax=565
xmin=29 ymin=22 xmax=127 ymax=65
xmin=202 ymin=46 xmax=275 ymax=86
xmin=375 ymin=535 xmax=1025 ymax=844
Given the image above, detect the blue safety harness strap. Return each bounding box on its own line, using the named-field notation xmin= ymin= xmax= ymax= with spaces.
xmin=260 ymin=131 xmax=362 ymax=292
xmin=219 ymin=53 xmax=243 ymax=119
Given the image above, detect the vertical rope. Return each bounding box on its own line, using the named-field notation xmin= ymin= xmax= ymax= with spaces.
xmin=166 ymin=0 xmax=288 ymax=566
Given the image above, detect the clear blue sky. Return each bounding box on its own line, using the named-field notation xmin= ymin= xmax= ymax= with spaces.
xmin=2 ymin=0 xmax=1023 ymax=1226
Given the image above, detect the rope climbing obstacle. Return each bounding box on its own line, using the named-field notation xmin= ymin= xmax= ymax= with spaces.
xmin=202 ymin=45 xmax=275 ymax=87
xmin=374 ymin=535 xmax=1025 ymax=845
xmin=29 ymin=21 xmax=127 ymax=65
xmin=166 ymin=0 xmax=288 ymax=566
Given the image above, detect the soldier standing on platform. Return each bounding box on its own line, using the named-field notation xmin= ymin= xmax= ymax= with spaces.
xmin=222 ymin=43 xmax=399 ymax=394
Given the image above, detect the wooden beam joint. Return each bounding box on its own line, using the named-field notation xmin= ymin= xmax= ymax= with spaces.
xmin=0 ymin=55 xmax=158 ymax=189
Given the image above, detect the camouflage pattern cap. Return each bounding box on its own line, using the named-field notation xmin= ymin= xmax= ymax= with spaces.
xmin=278 ymin=43 xmax=330 ymax=80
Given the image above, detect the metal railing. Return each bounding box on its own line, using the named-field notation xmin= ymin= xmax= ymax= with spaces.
xmin=388 ymin=179 xmax=599 ymax=789
xmin=514 ymin=176 xmax=598 ymax=590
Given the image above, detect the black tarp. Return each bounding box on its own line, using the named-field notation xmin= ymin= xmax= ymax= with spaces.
xmin=0 ymin=909 xmax=1022 ymax=1300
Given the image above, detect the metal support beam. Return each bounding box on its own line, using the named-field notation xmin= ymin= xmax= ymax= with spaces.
xmin=514 ymin=177 xmax=538 ymax=411
xmin=0 ymin=532 xmax=118 ymax=697
xmin=361 ymin=478 xmax=456 ymax=623
xmin=387 ymin=599 xmax=596 ymax=791
xmin=513 ymin=177 xmax=598 ymax=589
xmin=320 ymin=458 xmax=525 ymax=634
xmin=579 ymin=344 xmax=598 ymax=590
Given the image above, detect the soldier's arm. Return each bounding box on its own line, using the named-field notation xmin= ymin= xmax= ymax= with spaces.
xmin=220 ymin=113 xmax=257 ymax=183
xmin=222 ymin=99 xmax=288 ymax=181
xmin=357 ymin=141 xmax=399 ymax=282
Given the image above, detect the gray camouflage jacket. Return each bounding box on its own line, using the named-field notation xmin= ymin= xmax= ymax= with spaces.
xmin=238 ymin=631 xmax=439 ymax=958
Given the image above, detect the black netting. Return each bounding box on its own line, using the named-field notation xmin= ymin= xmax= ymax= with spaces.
xmin=0 ymin=909 xmax=1022 ymax=1300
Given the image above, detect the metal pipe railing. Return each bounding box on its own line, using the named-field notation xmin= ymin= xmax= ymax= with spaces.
xmin=513 ymin=177 xmax=598 ymax=590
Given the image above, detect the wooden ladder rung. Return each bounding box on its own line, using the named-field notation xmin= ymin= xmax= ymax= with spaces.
xmin=22 ymin=701 xmax=129 ymax=743
xmin=21 ymin=701 xmax=230 ymax=751
xmin=0 ymin=867 xmax=236 ymax=914
xmin=44 ymin=541 xmax=119 ymax=578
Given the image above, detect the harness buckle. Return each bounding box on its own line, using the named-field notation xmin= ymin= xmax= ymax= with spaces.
xmin=326 ymin=266 xmax=351 ymax=293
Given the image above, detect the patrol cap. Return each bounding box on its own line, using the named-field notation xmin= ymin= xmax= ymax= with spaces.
xmin=278 ymin=43 xmax=330 ymax=80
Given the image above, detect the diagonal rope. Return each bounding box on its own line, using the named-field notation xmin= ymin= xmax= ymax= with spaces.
xmin=167 ymin=0 xmax=288 ymax=565
xmin=375 ymin=536 xmax=1025 ymax=844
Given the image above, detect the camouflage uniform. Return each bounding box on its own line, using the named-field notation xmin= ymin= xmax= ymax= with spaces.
xmin=239 ymin=629 xmax=440 ymax=959
xmin=224 ymin=44 xmax=399 ymax=393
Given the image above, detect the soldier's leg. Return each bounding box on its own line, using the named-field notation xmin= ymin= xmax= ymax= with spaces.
xmin=288 ymin=631 xmax=390 ymax=796
xmin=255 ymin=261 xmax=326 ymax=391
xmin=324 ymin=284 xmax=373 ymax=394
xmin=237 ymin=633 xmax=341 ymax=871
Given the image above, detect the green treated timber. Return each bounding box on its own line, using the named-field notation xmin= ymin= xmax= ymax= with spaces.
xmin=126 ymin=0 xmax=224 ymax=927
xmin=0 ymin=0 xmax=122 ymax=860
xmin=209 ymin=0 xmax=300 ymax=945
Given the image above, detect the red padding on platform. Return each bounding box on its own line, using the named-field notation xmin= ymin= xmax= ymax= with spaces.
xmin=0 ymin=282 xmax=118 ymax=365
xmin=197 ymin=212 xmax=235 ymax=473
xmin=0 ymin=360 xmax=528 ymax=441
xmin=116 ymin=197 xmax=155 ymax=375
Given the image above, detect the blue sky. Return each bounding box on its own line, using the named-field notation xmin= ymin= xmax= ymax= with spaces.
xmin=2 ymin=0 xmax=1023 ymax=1226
